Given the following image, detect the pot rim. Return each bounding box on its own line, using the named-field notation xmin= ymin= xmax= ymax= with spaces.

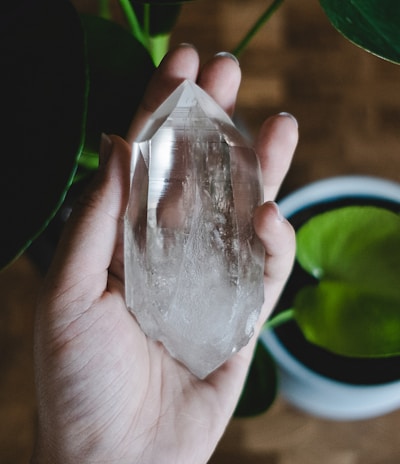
xmin=279 ymin=175 xmax=400 ymax=217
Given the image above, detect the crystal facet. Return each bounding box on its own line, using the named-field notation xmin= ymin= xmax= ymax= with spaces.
xmin=124 ymin=80 xmax=264 ymax=378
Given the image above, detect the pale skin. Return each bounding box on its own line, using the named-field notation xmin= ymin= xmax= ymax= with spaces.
xmin=31 ymin=45 xmax=298 ymax=464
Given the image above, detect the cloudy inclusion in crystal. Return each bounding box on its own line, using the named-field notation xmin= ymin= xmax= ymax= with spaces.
xmin=124 ymin=80 xmax=264 ymax=378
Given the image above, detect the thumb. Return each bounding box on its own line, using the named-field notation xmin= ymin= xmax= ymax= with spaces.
xmin=44 ymin=134 xmax=131 ymax=302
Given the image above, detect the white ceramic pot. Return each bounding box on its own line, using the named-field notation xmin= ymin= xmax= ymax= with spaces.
xmin=260 ymin=175 xmax=400 ymax=421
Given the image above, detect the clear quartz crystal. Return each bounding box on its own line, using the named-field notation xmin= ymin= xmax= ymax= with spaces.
xmin=124 ymin=80 xmax=264 ymax=378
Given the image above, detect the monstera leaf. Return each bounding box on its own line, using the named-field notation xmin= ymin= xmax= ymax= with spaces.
xmin=293 ymin=206 xmax=400 ymax=357
xmin=320 ymin=0 xmax=400 ymax=64
xmin=0 ymin=0 xmax=87 ymax=268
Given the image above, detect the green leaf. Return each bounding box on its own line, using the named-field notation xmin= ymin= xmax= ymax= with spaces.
xmin=296 ymin=206 xmax=400 ymax=297
xmin=80 ymin=14 xmax=155 ymax=152
xmin=294 ymin=282 xmax=400 ymax=357
xmin=0 ymin=0 xmax=87 ymax=268
xmin=234 ymin=341 xmax=277 ymax=417
xmin=320 ymin=0 xmax=400 ymax=64
xmin=294 ymin=206 xmax=400 ymax=357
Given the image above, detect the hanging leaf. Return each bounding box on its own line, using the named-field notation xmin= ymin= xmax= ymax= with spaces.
xmin=234 ymin=341 xmax=277 ymax=417
xmin=294 ymin=206 xmax=400 ymax=357
xmin=80 ymin=15 xmax=155 ymax=152
xmin=0 ymin=0 xmax=87 ymax=269
xmin=320 ymin=0 xmax=400 ymax=64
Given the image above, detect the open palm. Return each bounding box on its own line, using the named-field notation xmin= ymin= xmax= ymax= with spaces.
xmin=32 ymin=45 xmax=298 ymax=464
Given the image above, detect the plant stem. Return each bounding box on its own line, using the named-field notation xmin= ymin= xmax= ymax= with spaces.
xmin=143 ymin=3 xmax=151 ymax=40
xmin=77 ymin=150 xmax=99 ymax=170
xmin=99 ymin=0 xmax=111 ymax=20
xmin=118 ymin=1 xmax=168 ymax=66
xmin=142 ymin=3 xmax=167 ymax=65
xmin=265 ymin=308 xmax=295 ymax=330
xmin=231 ymin=0 xmax=285 ymax=58
xmin=118 ymin=0 xmax=146 ymax=47
xmin=148 ymin=35 xmax=170 ymax=66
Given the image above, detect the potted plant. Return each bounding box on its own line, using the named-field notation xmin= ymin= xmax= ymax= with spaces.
xmin=1 ymin=0 xmax=400 ymax=419
xmin=259 ymin=175 xmax=400 ymax=420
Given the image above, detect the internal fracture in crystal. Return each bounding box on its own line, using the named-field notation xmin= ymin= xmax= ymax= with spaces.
xmin=124 ymin=80 xmax=264 ymax=378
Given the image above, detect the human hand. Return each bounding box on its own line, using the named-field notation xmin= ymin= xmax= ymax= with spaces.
xmin=31 ymin=45 xmax=298 ymax=464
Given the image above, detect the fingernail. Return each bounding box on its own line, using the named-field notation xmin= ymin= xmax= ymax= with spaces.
xmin=270 ymin=201 xmax=285 ymax=222
xmin=278 ymin=112 xmax=298 ymax=129
xmin=179 ymin=42 xmax=197 ymax=51
xmin=99 ymin=133 xmax=113 ymax=168
xmin=214 ymin=51 xmax=240 ymax=66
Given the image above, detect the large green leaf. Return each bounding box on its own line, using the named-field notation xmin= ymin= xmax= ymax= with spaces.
xmin=296 ymin=206 xmax=400 ymax=297
xmin=320 ymin=0 xmax=400 ymax=64
xmin=295 ymin=281 xmax=400 ymax=357
xmin=294 ymin=206 xmax=400 ymax=357
xmin=234 ymin=341 xmax=277 ymax=417
xmin=0 ymin=0 xmax=87 ymax=268
xmin=81 ymin=15 xmax=155 ymax=152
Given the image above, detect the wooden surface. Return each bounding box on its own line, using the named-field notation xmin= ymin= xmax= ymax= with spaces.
xmin=2 ymin=0 xmax=400 ymax=462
